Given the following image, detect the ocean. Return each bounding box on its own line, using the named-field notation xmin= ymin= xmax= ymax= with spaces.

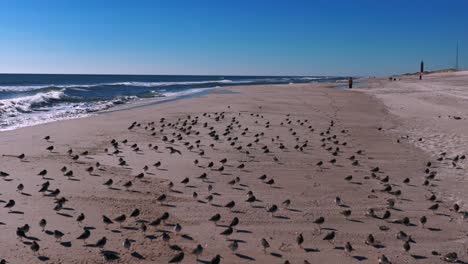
xmin=0 ymin=74 xmax=346 ymax=131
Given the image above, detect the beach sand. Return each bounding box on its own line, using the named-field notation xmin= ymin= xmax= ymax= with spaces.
xmin=0 ymin=76 xmax=467 ymax=263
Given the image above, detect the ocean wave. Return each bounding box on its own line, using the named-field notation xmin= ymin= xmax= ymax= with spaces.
xmin=0 ymin=79 xmax=241 ymax=92
xmin=0 ymin=90 xmax=66 ymax=116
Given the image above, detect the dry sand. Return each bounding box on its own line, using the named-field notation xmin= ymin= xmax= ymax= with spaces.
xmin=0 ymin=78 xmax=467 ymax=263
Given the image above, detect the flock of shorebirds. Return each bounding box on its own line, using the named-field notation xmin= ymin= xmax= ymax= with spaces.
xmin=0 ymin=105 xmax=467 ymax=263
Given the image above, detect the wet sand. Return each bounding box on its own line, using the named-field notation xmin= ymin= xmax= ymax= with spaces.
xmin=0 ymin=79 xmax=467 ymax=263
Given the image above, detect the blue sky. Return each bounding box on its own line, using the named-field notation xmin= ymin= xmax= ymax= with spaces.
xmin=0 ymin=0 xmax=466 ymax=76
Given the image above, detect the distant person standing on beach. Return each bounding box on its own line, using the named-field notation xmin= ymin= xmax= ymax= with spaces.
xmin=420 ymin=61 xmax=424 ymax=80
xmin=348 ymin=77 xmax=353 ymax=89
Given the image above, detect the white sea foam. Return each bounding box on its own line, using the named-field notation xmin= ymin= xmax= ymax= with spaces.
xmin=0 ymin=90 xmax=66 ymax=117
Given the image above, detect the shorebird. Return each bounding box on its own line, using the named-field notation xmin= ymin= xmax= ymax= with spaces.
xmin=261 ymin=238 xmax=270 ymax=253
xmin=365 ymin=234 xmax=375 ymax=246
xmin=123 ymin=238 xmax=132 ymax=250
xmin=4 ymin=200 xmax=15 ymax=211
xmin=102 ymin=215 xmax=113 ymax=227
xmin=209 ymin=213 xmax=221 ymax=225
xmin=16 ymin=184 xmax=24 ymax=193
xmin=103 ymin=179 xmax=113 ymax=188
xmin=344 ymin=242 xmax=353 ymax=255
xmin=378 ymin=255 xmax=391 ymax=264
xmin=428 ymin=203 xmax=439 ymax=214
xmin=54 ymin=230 xmax=64 ymax=242
xmin=30 ymin=241 xmax=40 ymax=255
xmin=114 ymin=214 xmax=126 ymax=227
xmin=225 ymin=201 xmax=236 ymax=211
xmin=296 ymin=233 xmax=304 ymax=248
xmin=38 ymin=169 xmax=47 ymax=178
xmin=192 ymin=244 xmax=204 ymax=260
xmin=220 ymin=227 xmax=233 ymax=239
xmin=39 ymin=219 xmax=47 ymax=231
xmin=403 ymin=241 xmax=411 ymax=254
xmin=123 ymin=181 xmax=133 ymax=191
xmin=130 ymin=208 xmax=140 ymax=218
xmin=76 ymin=213 xmax=85 ymax=225
xmin=313 ymin=216 xmax=325 ymax=232
xmin=210 ymin=255 xmax=222 ymax=264
xmin=77 ymin=228 xmax=91 ymax=244
xmin=419 ymin=216 xmax=427 ymax=228
xmin=267 ymin=204 xmax=278 ymax=216
xmin=340 ymin=209 xmax=352 ymax=219
xmin=95 ymin=237 xmax=107 ymax=250
xmin=323 ymin=231 xmax=335 ymax=243
xmin=229 ymin=217 xmax=239 ymax=228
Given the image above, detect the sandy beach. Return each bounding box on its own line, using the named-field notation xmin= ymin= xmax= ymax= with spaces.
xmin=1 ymin=75 xmax=467 ymax=264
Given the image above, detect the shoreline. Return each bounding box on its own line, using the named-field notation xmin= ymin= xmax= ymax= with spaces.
xmin=0 ymin=79 xmax=467 ymax=263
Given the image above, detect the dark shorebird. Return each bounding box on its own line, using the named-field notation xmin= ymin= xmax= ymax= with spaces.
xmin=77 ymin=228 xmax=91 ymax=244
xmin=102 ymin=215 xmax=113 ymax=227
xmin=95 ymin=237 xmax=107 ymax=250
xmin=225 ymin=201 xmax=236 ymax=211
xmin=344 ymin=242 xmax=353 ymax=255
xmin=428 ymin=203 xmax=439 ymax=214
xmin=76 ymin=213 xmax=85 ymax=225
xmin=168 ymin=252 xmax=184 ymax=263
xmin=313 ymin=216 xmax=325 ymax=231
xmin=228 ymin=241 xmax=239 ymax=253
xmin=30 ymin=241 xmax=40 ymax=255
xmin=220 ymin=227 xmax=234 ymax=239
xmin=123 ymin=181 xmax=133 ymax=191
xmin=210 ymin=255 xmax=222 ymax=264
xmin=4 ymin=200 xmax=15 ymax=211
xmin=39 ymin=219 xmax=47 ymax=231
xmin=296 ymin=233 xmax=304 ymax=248
xmin=38 ymin=169 xmax=47 ymax=178
xmin=209 ymin=213 xmax=221 ymax=225
xmin=419 ymin=216 xmax=427 ymax=228
xmin=54 ymin=230 xmax=64 ymax=242
xmin=123 ymin=238 xmax=132 ymax=250
xmin=261 ymin=238 xmax=270 ymax=253
xmin=403 ymin=241 xmax=410 ymax=254
xmin=378 ymin=255 xmax=391 ymax=264
xmin=192 ymin=244 xmax=204 ymax=260
xmin=114 ymin=214 xmax=126 ymax=227
xmin=323 ymin=231 xmax=335 ymax=243
xmin=267 ymin=204 xmax=278 ymax=216
xmin=103 ymin=179 xmax=113 ymax=188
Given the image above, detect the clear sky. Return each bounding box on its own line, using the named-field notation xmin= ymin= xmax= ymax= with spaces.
xmin=0 ymin=0 xmax=466 ymax=76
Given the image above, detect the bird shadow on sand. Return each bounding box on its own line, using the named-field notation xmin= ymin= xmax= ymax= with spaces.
xmin=427 ymin=227 xmax=442 ymax=232
xmin=21 ymin=192 xmax=32 ymax=196
xmin=8 ymin=210 xmax=24 ymax=214
xmin=273 ymin=215 xmax=290 ymax=220
xmin=411 ymin=255 xmax=427 ymax=260
xmin=236 ymin=229 xmax=252 ymax=234
xmin=270 ymin=252 xmax=283 ymax=258
xmin=347 ymin=219 xmax=364 ymax=223
xmin=235 ymin=253 xmax=255 ymax=261
xmin=131 ymin=251 xmax=145 ymax=259
xmin=287 ymin=208 xmax=303 ymax=212
xmin=304 ymin=248 xmax=320 ymax=253
xmin=353 ymin=256 xmax=368 ymax=261
xmin=57 ymin=213 xmax=73 ymax=218
xmin=38 ymin=256 xmax=50 ymax=261
xmin=181 ymin=234 xmax=194 ymax=240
